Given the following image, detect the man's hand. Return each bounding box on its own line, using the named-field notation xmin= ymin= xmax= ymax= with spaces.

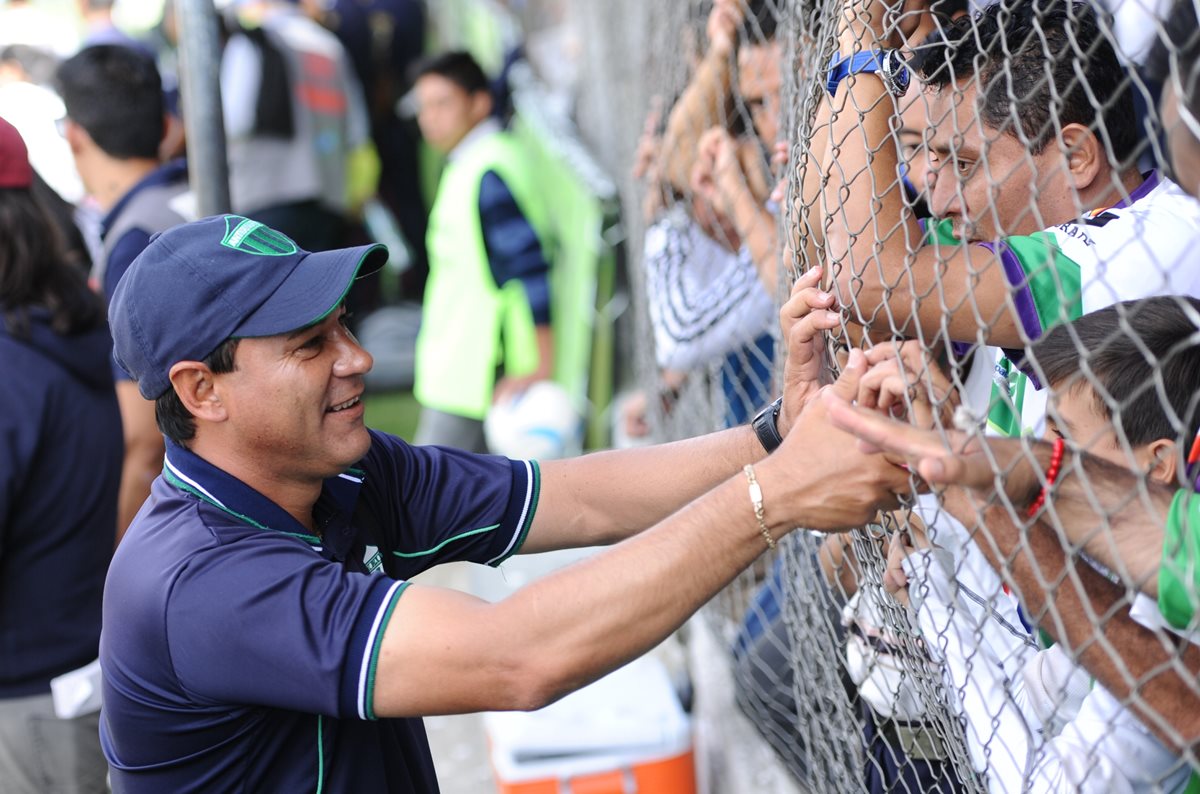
xmin=857 ymin=341 xmax=958 ymax=429
xmin=760 ymin=349 xmax=912 ymax=531
xmin=883 ymin=530 xmax=915 ymax=607
xmin=493 ymin=374 xmax=542 ymax=406
xmin=777 ymin=266 xmax=842 ymax=436
xmin=706 ymin=0 xmax=743 ymax=59
xmin=825 ymin=395 xmax=997 ymax=489
xmin=692 ymin=126 xmax=747 ymax=215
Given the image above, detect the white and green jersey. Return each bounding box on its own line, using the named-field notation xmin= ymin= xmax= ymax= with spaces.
xmin=935 ymin=171 xmax=1200 ymax=437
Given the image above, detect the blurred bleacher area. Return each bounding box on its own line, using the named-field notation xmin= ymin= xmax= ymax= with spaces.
xmin=0 ymin=0 xmax=631 ymax=450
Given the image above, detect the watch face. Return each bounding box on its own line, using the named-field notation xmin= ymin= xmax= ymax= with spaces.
xmin=883 ymin=50 xmax=911 ymax=96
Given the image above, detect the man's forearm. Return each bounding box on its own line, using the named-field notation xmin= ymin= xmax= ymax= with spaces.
xmin=524 ymin=424 xmax=763 ymax=552
xmin=727 ymin=186 xmax=779 ymax=290
xmin=821 ymin=19 xmax=919 ymax=305
xmin=661 ymin=52 xmax=733 ymax=194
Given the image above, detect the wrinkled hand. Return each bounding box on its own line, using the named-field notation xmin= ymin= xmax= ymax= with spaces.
xmin=493 ymin=374 xmax=543 ymax=406
xmin=620 ymin=390 xmax=651 ymax=439
xmin=777 ymin=266 xmax=841 ymax=436
xmin=759 ymin=349 xmax=913 ymax=531
xmin=693 ymin=126 xmax=745 ymax=214
xmin=857 ymin=341 xmax=958 ymax=429
xmin=825 ymin=394 xmax=994 ymax=490
xmin=706 ymin=0 xmax=743 ymax=58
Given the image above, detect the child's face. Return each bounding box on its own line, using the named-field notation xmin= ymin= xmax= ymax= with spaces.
xmin=1047 ymin=383 xmax=1176 ymax=484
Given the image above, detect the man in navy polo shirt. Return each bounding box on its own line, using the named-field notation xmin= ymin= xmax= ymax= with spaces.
xmin=101 ymin=214 xmax=909 ymax=792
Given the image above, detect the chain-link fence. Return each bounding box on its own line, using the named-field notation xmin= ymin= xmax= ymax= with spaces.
xmin=612 ymin=0 xmax=1200 ymax=791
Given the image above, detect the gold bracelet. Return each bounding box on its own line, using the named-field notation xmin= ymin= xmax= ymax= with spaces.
xmin=743 ymin=464 xmax=776 ymax=551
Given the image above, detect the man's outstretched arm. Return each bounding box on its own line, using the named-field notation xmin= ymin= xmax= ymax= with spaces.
xmin=522 ymin=267 xmax=843 ymax=553
xmin=372 ymin=353 xmax=910 ymax=717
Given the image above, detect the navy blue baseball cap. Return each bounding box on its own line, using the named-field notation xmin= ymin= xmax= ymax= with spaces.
xmin=110 ymin=214 xmax=387 ymax=399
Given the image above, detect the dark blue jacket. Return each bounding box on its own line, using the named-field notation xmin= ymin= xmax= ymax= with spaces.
xmin=0 ymin=308 xmax=122 ymax=697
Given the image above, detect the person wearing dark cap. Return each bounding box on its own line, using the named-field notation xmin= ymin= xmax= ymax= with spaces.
xmin=100 ymin=213 xmax=909 ymax=791
xmin=0 ymin=117 xmax=120 ymax=793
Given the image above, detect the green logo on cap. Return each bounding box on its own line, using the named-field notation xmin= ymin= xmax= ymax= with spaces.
xmin=220 ymin=215 xmax=298 ymax=256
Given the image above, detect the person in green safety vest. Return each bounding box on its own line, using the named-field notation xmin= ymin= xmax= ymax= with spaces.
xmin=410 ymin=51 xmax=554 ymax=453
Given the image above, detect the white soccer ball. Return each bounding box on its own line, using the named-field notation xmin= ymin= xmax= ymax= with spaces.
xmin=485 ymin=381 xmax=582 ymax=460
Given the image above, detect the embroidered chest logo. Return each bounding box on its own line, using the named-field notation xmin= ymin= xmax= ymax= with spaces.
xmin=363 ymin=544 xmax=383 ymax=573
xmin=220 ymin=215 xmax=298 ymax=256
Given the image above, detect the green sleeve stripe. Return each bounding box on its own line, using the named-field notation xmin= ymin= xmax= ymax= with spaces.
xmin=1159 ymin=489 xmax=1200 ymax=629
xmin=391 ymin=524 xmax=502 ymax=559
xmin=315 ymin=715 xmax=325 ymax=794
xmin=364 ymin=581 xmax=409 ymax=721
xmin=1003 ymin=232 xmax=1083 ymax=329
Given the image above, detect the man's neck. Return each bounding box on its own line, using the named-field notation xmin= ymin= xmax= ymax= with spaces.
xmin=87 ymin=157 xmax=161 ymax=212
xmin=187 ymin=438 xmax=324 ymax=533
xmin=1080 ymin=167 xmax=1149 ymax=215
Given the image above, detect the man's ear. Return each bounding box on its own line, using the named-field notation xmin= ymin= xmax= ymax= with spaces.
xmin=63 ymin=118 xmax=90 ymax=156
xmin=167 ymin=361 xmax=228 ymax=424
xmin=471 ymin=90 xmax=494 ymax=124
xmin=1146 ymin=438 xmax=1179 ymax=485
xmin=1060 ymin=123 xmax=1104 ymax=193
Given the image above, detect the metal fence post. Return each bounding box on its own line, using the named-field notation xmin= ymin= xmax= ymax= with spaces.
xmin=174 ymin=0 xmax=230 ymax=216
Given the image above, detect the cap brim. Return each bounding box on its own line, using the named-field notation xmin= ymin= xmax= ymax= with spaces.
xmin=232 ymin=243 xmax=387 ymax=338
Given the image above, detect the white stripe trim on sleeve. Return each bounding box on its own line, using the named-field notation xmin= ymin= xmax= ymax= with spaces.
xmin=357 ymin=578 xmax=407 ymax=720
xmin=485 ymin=460 xmax=535 ymax=566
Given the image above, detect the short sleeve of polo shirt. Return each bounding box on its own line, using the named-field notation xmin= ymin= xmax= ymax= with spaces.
xmin=165 ymin=533 xmax=406 ymax=721
xmin=357 ymin=430 xmax=539 ymax=576
xmin=1159 ymin=489 xmax=1200 ymax=629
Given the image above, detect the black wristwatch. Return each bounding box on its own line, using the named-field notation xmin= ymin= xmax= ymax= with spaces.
xmin=751 ymin=397 xmax=784 ymax=453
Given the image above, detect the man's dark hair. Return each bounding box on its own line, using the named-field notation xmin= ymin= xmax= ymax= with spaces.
xmin=56 ymin=45 xmax=164 ymax=160
xmin=914 ymin=1 xmax=1138 ymax=165
xmin=741 ymin=0 xmax=781 ymax=44
xmin=0 ymin=188 xmax=104 ymax=339
xmin=1147 ymin=0 xmax=1200 ymax=125
xmin=928 ymin=0 xmax=970 ymax=19
xmin=1031 ymin=297 xmax=1200 ymax=447
xmin=155 ymin=339 xmax=240 ymax=444
xmin=409 ymin=50 xmax=489 ymax=95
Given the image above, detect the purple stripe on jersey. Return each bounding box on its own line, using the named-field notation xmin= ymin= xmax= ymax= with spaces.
xmin=1109 ymin=170 xmax=1159 ymax=211
xmin=976 ymin=240 xmax=1044 ymax=340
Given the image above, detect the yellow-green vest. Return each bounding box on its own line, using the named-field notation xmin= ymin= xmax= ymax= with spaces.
xmin=415 ymin=130 xmax=551 ymax=420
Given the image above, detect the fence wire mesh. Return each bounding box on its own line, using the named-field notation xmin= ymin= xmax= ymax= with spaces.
xmin=620 ymin=0 xmax=1200 ymax=790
